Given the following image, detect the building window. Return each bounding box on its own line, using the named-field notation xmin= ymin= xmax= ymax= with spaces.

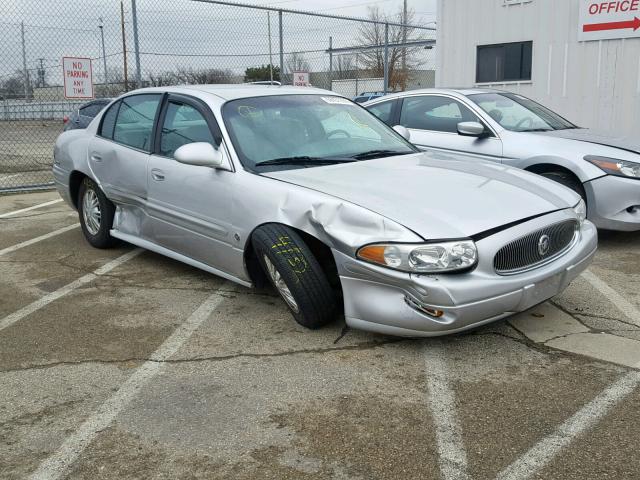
xmin=476 ymin=41 xmax=532 ymax=83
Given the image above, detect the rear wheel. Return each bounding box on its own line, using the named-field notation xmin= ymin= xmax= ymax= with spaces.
xmin=539 ymin=171 xmax=586 ymax=201
xmin=78 ymin=177 xmax=117 ymax=248
xmin=252 ymin=224 xmax=337 ymax=329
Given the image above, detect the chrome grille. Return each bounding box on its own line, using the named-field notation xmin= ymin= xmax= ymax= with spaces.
xmin=494 ymin=220 xmax=578 ymax=275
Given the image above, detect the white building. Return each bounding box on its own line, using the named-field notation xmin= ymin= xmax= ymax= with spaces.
xmin=436 ymin=0 xmax=640 ymax=136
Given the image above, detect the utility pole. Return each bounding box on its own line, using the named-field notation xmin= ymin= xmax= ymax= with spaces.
xmin=402 ymin=0 xmax=407 ymax=90
xmin=267 ymin=12 xmax=273 ymax=83
xmin=20 ymin=22 xmax=29 ymax=101
xmin=131 ymin=0 xmax=142 ymax=87
xmin=120 ymin=0 xmax=129 ymax=91
xmin=328 ymin=36 xmax=333 ymax=91
xmin=36 ymin=58 xmax=45 ymax=88
xmin=99 ymin=17 xmax=108 ymax=85
xmin=278 ymin=10 xmax=284 ymax=85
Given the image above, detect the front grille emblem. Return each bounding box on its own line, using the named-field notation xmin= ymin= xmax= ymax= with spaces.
xmin=538 ymin=234 xmax=551 ymax=256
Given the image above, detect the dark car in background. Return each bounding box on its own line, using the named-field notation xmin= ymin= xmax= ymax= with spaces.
xmin=63 ymin=98 xmax=112 ymax=131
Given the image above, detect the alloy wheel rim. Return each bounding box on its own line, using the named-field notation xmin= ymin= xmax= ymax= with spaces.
xmin=82 ymin=188 xmax=101 ymax=236
xmin=263 ymin=254 xmax=299 ymax=313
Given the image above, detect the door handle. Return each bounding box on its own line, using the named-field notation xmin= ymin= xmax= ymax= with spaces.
xmin=90 ymin=153 xmax=102 ymax=162
xmin=151 ymin=168 xmax=165 ymax=181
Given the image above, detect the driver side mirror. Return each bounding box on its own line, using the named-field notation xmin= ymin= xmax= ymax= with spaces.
xmin=393 ymin=125 xmax=411 ymax=141
xmin=174 ymin=142 xmax=223 ymax=168
xmin=457 ymin=121 xmax=487 ymax=138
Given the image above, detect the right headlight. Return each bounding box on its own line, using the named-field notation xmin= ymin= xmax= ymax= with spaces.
xmin=357 ymin=240 xmax=478 ymax=273
xmin=585 ymin=155 xmax=640 ymax=179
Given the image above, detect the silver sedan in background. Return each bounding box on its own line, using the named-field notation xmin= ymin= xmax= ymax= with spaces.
xmin=53 ymin=85 xmax=596 ymax=337
xmin=365 ymin=89 xmax=640 ymax=231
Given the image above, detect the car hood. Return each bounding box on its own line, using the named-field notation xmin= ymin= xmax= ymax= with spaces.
xmin=536 ymin=128 xmax=640 ymax=155
xmin=264 ymin=152 xmax=579 ymax=239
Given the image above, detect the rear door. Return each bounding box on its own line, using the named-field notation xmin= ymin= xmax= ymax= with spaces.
xmin=146 ymin=94 xmax=237 ymax=274
xmin=88 ymin=93 xmax=163 ymax=235
xmin=398 ymin=94 xmax=503 ymax=161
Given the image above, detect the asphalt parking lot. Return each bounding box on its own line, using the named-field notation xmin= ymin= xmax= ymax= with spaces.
xmin=1 ymin=191 xmax=640 ymax=480
xmin=0 ymin=122 xmax=61 ymax=188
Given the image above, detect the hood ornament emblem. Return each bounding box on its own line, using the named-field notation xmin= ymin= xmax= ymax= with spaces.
xmin=538 ymin=234 xmax=551 ymax=256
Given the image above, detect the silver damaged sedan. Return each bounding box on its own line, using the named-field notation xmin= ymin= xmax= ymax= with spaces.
xmin=53 ymin=85 xmax=597 ymax=337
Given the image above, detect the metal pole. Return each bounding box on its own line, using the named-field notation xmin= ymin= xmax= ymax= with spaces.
xmin=120 ymin=1 xmax=129 ymax=91
xmin=131 ymin=0 xmax=142 ymax=87
xmin=278 ymin=10 xmax=284 ymax=84
xmin=20 ymin=22 xmax=29 ymax=101
xmin=383 ymin=22 xmax=389 ymax=94
xmin=99 ymin=18 xmax=108 ymax=85
xmin=402 ymin=0 xmax=407 ymax=72
xmin=355 ymin=53 xmax=359 ymax=96
xmin=328 ymin=36 xmax=333 ymax=91
xmin=267 ymin=12 xmax=273 ymax=83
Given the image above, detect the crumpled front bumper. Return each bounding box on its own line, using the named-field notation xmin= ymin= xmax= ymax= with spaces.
xmin=334 ymin=210 xmax=598 ymax=337
xmin=584 ymin=175 xmax=640 ymax=231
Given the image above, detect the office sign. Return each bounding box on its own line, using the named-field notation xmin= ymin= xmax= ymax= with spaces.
xmin=579 ymin=0 xmax=640 ymax=41
xmin=62 ymin=57 xmax=94 ymax=99
xmin=292 ymin=71 xmax=310 ymax=87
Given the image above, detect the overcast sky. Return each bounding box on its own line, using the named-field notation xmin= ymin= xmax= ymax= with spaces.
xmin=1 ymin=0 xmax=437 ymax=85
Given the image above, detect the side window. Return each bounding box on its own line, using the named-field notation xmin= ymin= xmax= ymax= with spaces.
xmin=159 ymin=102 xmax=216 ymax=158
xmin=400 ymin=96 xmax=479 ymax=133
xmin=367 ymin=101 xmax=394 ymax=125
xmin=113 ymin=94 xmax=162 ymax=151
xmin=99 ymin=101 xmax=119 ymax=139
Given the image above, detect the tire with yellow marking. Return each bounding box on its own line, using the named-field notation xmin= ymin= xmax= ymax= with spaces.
xmin=252 ymin=224 xmax=337 ymax=329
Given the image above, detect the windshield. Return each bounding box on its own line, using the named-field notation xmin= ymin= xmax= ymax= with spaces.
xmin=468 ymin=92 xmax=577 ymax=132
xmin=222 ymin=94 xmax=417 ymax=171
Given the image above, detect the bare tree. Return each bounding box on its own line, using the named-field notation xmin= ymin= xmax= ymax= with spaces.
xmin=356 ymin=6 xmax=426 ymax=91
xmin=286 ymin=52 xmax=310 ymax=74
xmin=334 ymin=55 xmax=356 ymax=80
xmin=147 ymin=67 xmax=235 ymax=87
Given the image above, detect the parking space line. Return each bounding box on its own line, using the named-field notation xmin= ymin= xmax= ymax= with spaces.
xmin=0 ymin=223 xmax=80 ymax=257
xmin=496 ymin=370 xmax=640 ymax=480
xmin=582 ymin=270 xmax=640 ymax=327
xmin=0 ymin=249 xmax=143 ymax=333
xmin=0 ymin=199 xmax=63 ymax=219
xmin=424 ymin=343 xmax=470 ymax=480
xmin=27 ymin=287 xmax=229 ymax=480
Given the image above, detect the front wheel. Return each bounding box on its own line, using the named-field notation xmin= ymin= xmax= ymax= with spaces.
xmin=539 ymin=171 xmax=586 ymax=201
xmin=78 ymin=177 xmax=117 ymax=248
xmin=252 ymin=224 xmax=337 ymax=329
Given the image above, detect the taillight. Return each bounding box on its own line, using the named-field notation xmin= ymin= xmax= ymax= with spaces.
xmin=63 ymin=115 xmax=69 ymax=124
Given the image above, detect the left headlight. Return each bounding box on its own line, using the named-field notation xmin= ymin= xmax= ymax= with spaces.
xmin=573 ymin=198 xmax=587 ymax=226
xmin=585 ymin=155 xmax=640 ymax=180
xmin=357 ymin=240 xmax=478 ymax=273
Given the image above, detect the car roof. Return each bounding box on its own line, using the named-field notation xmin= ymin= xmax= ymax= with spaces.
xmin=121 ymin=84 xmax=337 ymax=101
xmin=365 ymin=87 xmax=505 ymax=103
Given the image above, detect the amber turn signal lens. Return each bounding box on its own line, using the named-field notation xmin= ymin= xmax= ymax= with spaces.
xmin=357 ymin=245 xmax=387 ymax=265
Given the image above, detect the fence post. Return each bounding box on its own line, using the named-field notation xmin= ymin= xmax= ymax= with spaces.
xmin=131 ymin=0 xmax=142 ymax=88
xmin=278 ymin=10 xmax=284 ymax=84
xmin=383 ymin=22 xmax=389 ymax=94
xmin=328 ymin=36 xmax=333 ymax=91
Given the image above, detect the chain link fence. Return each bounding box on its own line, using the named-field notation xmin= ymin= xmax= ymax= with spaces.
xmin=1 ymin=0 xmax=436 ymax=193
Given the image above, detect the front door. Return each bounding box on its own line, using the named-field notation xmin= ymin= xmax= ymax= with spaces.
xmin=398 ymin=95 xmax=503 ymax=162
xmin=146 ymin=95 xmax=237 ymax=276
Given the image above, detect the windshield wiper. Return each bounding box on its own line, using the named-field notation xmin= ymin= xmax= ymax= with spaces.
xmin=254 ymin=156 xmax=357 ymax=167
xmin=520 ymin=128 xmax=553 ymax=132
xmin=350 ymin=149 xmax=413 ymax=160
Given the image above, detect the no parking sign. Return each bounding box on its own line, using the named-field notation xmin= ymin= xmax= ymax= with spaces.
xmin=62 ymin=57 xmax=94 ymax=99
